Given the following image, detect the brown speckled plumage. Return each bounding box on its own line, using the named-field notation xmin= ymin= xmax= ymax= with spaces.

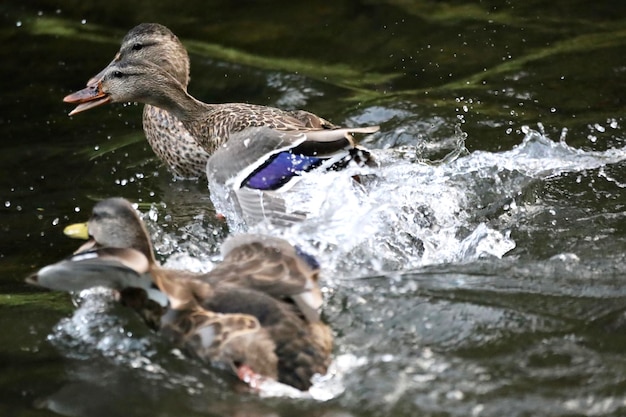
xmin=28 ymin=198 xmax=332 ymax=391
xmin=142 ymin=105 xmax=209 ymax=178
xmin=180 ymin=102 xmax=339 ymax=154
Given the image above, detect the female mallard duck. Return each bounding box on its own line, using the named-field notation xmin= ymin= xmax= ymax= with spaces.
xmin=82 ymin=23 xmax=210 ymax=178
xmin=28 ymin=197 xmax=332 ymax=391
xmin=64 ymin=24 xmax=379 ymax=185
xmin=64 ymin=54 xmax=378 ymax=224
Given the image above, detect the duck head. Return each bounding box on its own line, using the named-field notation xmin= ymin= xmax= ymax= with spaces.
xmin=65 ymin=197 xmax=155 ymax=263
xmin=63 ymin=59 xmax=189 ymax=116
xmin=87 ymin=23 xmax=190 ymax=89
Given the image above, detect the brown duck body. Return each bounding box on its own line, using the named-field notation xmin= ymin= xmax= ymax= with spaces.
xmin=142 ymin=97 xmax=336 ymax=176
xmin=143 ymin=105 xmax=209 ymax=178
xmin=176 ymin=102 xmax=339 ymax=154
xmin=152 ymin=237 xmax=332 ymax=389
xmin=29 ymin=198 xmax=332 ymax=390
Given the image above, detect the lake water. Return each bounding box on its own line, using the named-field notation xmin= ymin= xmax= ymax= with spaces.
xmin=2 ymin=1 xmax=626 ymax=416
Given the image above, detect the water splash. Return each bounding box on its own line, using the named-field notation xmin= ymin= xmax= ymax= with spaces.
xmin=48 ymin=288 xmax=158 ymax=363
xmin=206 ymin=126 xmax=626 ymax=279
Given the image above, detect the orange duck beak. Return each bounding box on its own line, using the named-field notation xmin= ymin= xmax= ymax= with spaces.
xmin=64 ymin=53 xmax=120 ymax=116
xmin=63 ymin=81 xmax=112 ymax=116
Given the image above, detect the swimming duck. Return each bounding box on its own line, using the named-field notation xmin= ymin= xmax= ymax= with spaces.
xmin=64 ymin=24 xmax=379 ymax=184
xmin=28 ymin=197 xmax=332 ymax=391
xmin=82 ymin=23 xmax=210 ymax=178
xmin=64 ymin=55 xmax=378 ymax=225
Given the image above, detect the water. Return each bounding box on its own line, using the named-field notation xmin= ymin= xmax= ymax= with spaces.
xmin=2 ymin=1 xmax=626 ymax=416
xmin=210 ymin=125 xmax=625 ymax=278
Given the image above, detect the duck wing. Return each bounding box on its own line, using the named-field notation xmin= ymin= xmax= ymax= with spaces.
xmin=207 ymin=126 xmax=377 ymax=226
xmin=202 ymin=234 xmax=322 ymax=323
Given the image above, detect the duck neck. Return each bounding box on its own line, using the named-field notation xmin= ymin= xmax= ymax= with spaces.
xmin=146 ymin=81 xmax=208 ymax=125
xmin=139 ymin=71 xmax=218 ymax=152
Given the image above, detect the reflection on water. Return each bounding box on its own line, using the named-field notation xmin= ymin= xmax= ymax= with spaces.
xmin=3 ymin=1 xmax=626 ymax=416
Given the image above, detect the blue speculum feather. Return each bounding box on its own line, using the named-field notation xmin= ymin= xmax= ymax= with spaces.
xmin=295 ymin=245 xmax=320 ymax=270
xmin=243 ymin=152 xmax=324 ymax=190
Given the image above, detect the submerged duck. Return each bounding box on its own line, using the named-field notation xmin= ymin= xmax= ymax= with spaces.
xmin=82 ymin=23 xmax=210 ymax=178
xmin=28 ymin=198 xmax=332 ymax=391
xmin=64 ymin=24 xmax=379 ymax=189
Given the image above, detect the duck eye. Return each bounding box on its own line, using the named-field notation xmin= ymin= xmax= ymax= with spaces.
xmin=113 ymin=71 xmax=124 ymax=78
xmin=132 ymin=43 xmax=143 ymax=51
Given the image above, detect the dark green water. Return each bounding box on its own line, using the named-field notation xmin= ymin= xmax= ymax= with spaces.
xmin=2 ymin=1 xmax=626 ymax=416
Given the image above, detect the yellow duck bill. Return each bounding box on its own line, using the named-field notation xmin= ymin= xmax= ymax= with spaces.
xmin=63 ymin=222 xmax=89 ymax=239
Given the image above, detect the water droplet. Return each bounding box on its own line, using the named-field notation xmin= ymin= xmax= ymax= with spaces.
xmin=81 ymin=19 xmax=87 ymax=24
xmin=74 ymin=206 xmax=80 ymax=213
xmin=15 ymin=21 xmax=22 ymax=27
xmin=446 ymin=389 xmax=465 ymax=400
xmin=4 ymin=201 xmax=10 ymax=208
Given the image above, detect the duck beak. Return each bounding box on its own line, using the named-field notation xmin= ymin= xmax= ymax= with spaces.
xmin=64 ymin=222 xmax=97 ymax=253
xmin=63 ymin=81 xmax=112 ymax=116
xmin=86 ymin=54 xmax=118 ymax=87
xmin=86 ymin=69 xmax=106 ymax=88
xmin=64 ymin=222 xmax=90 ymax=240
xmin=65 ymin=53 xmax=119 ymax=115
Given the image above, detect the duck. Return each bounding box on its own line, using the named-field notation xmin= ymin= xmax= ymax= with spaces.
xmin=65 ymin=56 xmax=379 ymax=156
xmin=27 ymin=197 xmax=333 ymax=391
xmin=81 ymin=23 xmax=210 ymax=179
xmin=66 ymin=23 xmax=378 ymax=156
xmin=64 ymin=54 xmax=379 ymax=225
xmin=64 ymin=24 xmax=379 ymax=223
